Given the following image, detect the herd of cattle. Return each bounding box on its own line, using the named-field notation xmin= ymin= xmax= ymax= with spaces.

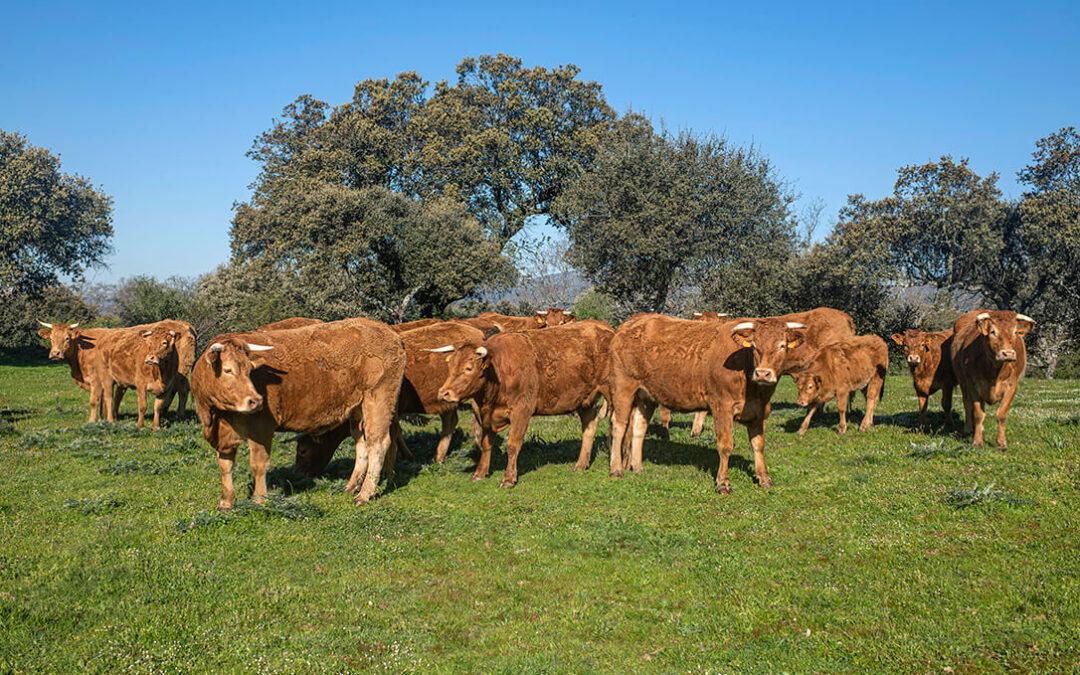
xmin=36 ymin=305 xmax=1035 ymax=507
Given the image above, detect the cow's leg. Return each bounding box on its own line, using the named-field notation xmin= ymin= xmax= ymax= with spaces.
xmin=994 ymin=384 xmax=1018 ymax=450
xmin=575 ymin=404 xmax=599 ymax=471
xmin=971 ymin=400 xmax=986 ymax=447
xmin=797 ymin=403 xmax=817 ymax=436
xmin=469 ymin=402 xmax=483 ymax=448
xmin=860 ymin=378 xmax=882 ymax=432
xmin=135 ymin=386 xmax=147 ymax=429
xmin=607 ymin=377 xmax=636 ymax=478
xmin=691 ymin=410 xmax=707 ymax=438
xmin=961 ymin=389 xmax=974 ymax=435
xmin=248 ymin=434 xmax=273 ymax=504
xmin=941 ymin=385 xmax=955 ymax=431
xmin=174 ymin=376 xmax=189 ymax=421
xmin=474 ymin=428 xmax=495 ymax=481
xmin=658 ymin=406 xmax=671 ymax=441
xmin=435 ymin=408 xmax=459 ymax=463
xmin=111 ymin=385 xmax=125 ymax=421
xmin=388 ymin=418 xmax=409 ymax=469
xmin=747 ymin=418 xmax=771 ymax=487
xmin=104 ymin=379 xmax=119 ymax=423
xmin=499 ymin=411 xmax=533 ymax=488
xmin=917 ymin=394 xmax=929 ymax=431
xmin=217 ymin=449 xmax=238 ymax=510
xmin=712 ymin=404 xmax=735 ymax=494
xmin=152 ymin=395 xmax=165 ymax=431
xmin=343 ymin=419 xmax=368 ymax=496
xmin=836 ymin=391 xmax=850 ymax=434
xmin=88 ymin=382 xmax=103 ymax=423
xmin=355 ymin=393 xmax=396 ymax=504
xmin=628 ymin=399 xmax=655 ymax=473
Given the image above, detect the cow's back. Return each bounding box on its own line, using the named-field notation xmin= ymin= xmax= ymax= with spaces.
xmin=257 ymin=317 xmax=323 ymax=332
xmin=814 ymin=335 xmax=888 ymax=390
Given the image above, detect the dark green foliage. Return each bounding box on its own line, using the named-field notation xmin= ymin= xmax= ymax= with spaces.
xmin=0 ymin=284 xmax=98 ymax=349
xmin=63 ymin=493 xmax=122 ymax=515
xmin=554 ymin=115 xmax=797 ymax=316
xmin=942 ymin=484 xmax=1030 ymax=508
xmin=0 ymin=130 xmax=113 ymax=295
xmin=175 ymin=495 xmax=322 ymax=532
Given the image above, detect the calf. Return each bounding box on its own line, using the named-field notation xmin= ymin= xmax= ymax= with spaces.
xmin=432 ymin=320 xmax=614 ymax=487
xmin=793 ymin=335 xmax=888 ymax=435
xmin=949 ymin=310 xmax=1034 ymax=449
xmin=105 ymin=326 xmax=183 ymax=430
xmin=891 ymin=329 xmax=956 ymax=430
xmin=191 ymin=318 xmax=405 ymax=508
xmin=609 ymin=314 xmax=807 ymax=493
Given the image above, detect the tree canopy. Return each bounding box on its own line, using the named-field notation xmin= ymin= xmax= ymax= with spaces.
xmin=0 ymin=129 xmax=113 ymax=296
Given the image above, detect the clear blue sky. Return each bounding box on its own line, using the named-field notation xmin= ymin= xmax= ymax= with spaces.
xmin=3 ymin=0 xmax=1077 ymax=284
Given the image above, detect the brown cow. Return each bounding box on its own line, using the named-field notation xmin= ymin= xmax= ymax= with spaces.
xmin=454 ymin=312 xmax=547 ymax=333
xmin=536 ymin=308 xmax=576 ymax=326
xmin=793 ymin=335 xmax=888 ymax=435
xmin=891 ymin=328 xmax=956 ymax=430
xmin=658 ymin=311 xmax=730 ymax=439
xmin=102 ymin=326 xmax=183 ymax=430
xmin=432 ymin=320 xmax=614 ymax=487
xmin=114 ymin=319 xmax=196 ymax=423
xmin=609 ymin=314 xmax=807 ymax=493
xmin=191 ymin=318 xmax=405 ymax=508
xmin=37 ymin=321 xmax=112 ymax=421
xmin=257 ymin=317 xmax=323 ymax=331
xmin=949 ymin=310 xmax=1034 ymax=449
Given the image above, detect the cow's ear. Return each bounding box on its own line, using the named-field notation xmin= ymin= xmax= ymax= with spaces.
xmin=731 ymin=331 xmax=753 ymax=348
xmin=37 ymin=328 xmax=50 ymax=339
xmin=890 ymin=333 xmax=904 ymax=345
xmin=535 ymin=315 xmax=544 ymax=324
xmin=566 ymin=314 xmax=576 ymax=323
xmin=786 ymin=332 xmax=804 ymax=350
xmin=976 ymin=314 xmax=992 ymax=336
xmin=813 ymin=374 xmax=823 ymax=389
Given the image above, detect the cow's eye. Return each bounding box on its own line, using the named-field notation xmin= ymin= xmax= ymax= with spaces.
xmin=223 ymin=367 xmax=234 ymax=375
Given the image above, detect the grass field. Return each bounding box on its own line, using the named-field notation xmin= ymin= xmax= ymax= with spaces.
xmin=1 ymin=358 xmax=1079 ymax=674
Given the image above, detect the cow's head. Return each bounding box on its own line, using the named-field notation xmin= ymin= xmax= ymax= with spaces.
xmin=730 ymin=319 xmax=807 ymax=384
xmin=537 ymin=308 xmax=575 ymax=327
xmin=794 ymin=372 xmax=824 ymax=407
xmin=141 ymin=328 xmax=179 ymax=366
xmin=37 ymin=321 xmax=83 ymax=360
xmin=693 ymin=311 xmax=730 ymax=322
xmin=975 ymin=311 xmax=1035 ymax=363
xmin=430 ymin=342 xmax=490 ymax=404
xmin=201 ymin=338 xmax=274 ymax=412
xmin=891 ymin=330 xmax=936 ymax=366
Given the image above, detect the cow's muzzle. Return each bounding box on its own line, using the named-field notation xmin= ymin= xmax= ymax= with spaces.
xmin=144 ymin=356 xmax=159 ymax=366
xmin=907 ymin=355 xmax=921 ymax=364
xmin=49 ymin=351 xmax=62 ymax=360
xmin=243 ymin=396 xmax=263 ymax=412
xmin=438 ymin=389 xmax=459 ymax=404
xmin=996 ymin=349 xmax=1017 ymax=362
xmin=752 ymin=369 xmax=777 ymax=384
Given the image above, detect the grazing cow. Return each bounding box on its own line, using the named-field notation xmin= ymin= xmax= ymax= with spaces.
xmin=949 ymin=310 xmax=1034 ymax=449
xmin=37 ymin=321 xmax=112 ymax=421
xmin=609 ymin=314 xmax=807 ymax=493
xmin=658 ymin=311 xmax=730 ymax=439
xmin=432 ymin=320 xmax=614 ymax=487
xmin=191 ymin=318 xmax=405 ymax=508
xmin=891 ymin=328 xmax=956 ymax=430
xmin=793 ymin=335 xmax=888 ymax=435
xmin=536 ymin=308 xmax=576 ymax=326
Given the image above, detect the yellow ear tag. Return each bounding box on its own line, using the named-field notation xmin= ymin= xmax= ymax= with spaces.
xmin=536 ymin=316 xmax=543 ymax=323
xmin=445 ymin=355 xmax=452 ymax=362
xmin=787 ymin=341 xmax=799 ymax=349
xmin=741 ymin=339 xmax=752 ymax=348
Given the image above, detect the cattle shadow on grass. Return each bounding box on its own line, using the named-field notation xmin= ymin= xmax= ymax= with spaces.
xmin=638 ymin=435 xmax=757 ymax=483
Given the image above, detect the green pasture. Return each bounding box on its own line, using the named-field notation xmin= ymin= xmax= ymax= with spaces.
xmin=1 ymin=359 xmax=1078 ymax=673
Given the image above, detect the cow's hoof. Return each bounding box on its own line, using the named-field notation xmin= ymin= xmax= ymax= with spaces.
xmin=498 ymin=480 xmax=516 ymax=489
xmin=716 ymin=485 xmax=733 ymax=495
xmin=470 ymin=474 xmax=484 ymax=482
xmin=353 ymin=495 xmax=369 ymax=505
xmin=342 ymin=483 xmax=358 ymax=495
xmin=217 ymin=502 xmax=234 ymax=511
xmin=758 ymin=479 xmax=773 ymax=488
xmin=573 ymin=463 xmax=588 ymax=472
xmin=797 ymin=429 xmax=807 ymax=437
xmin=252 ymin=495 xmax=267 ymax=505
xmin=610 ymin=470 xmax=623 ymax=479
xmin=997 ymin=444 xmax=1008 ymax=451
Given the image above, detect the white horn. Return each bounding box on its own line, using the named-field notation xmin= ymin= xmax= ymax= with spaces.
xmin=785 ymin=322 xmax=807 ymax=329
xmin=246 ymin=343 xmax=274 ymax=352
xmin=693 ymin=312 xmax=702 ymax=317
xmin=209 ymin=343 xmax=224 ymax=352
xmin=69 ymin=322 xmax=79 ymax=329
xmin=475 ymin=346 xmax=488 ymax=358
xmin=1016 ymin=313 xmax=1035 ymax=323
xmin=37 ymin=320 xmax=52 ymax=328
xmin=423 ymin=345 xmax=456 ymax=353
xmin=976 ymin=312 xmax=990 ymax=321
xmin=717 ymin=313 xmax=730 ymax=317
xmin=536 ymin=310 xmax=548 ymax=316
xmin=731 ymin=322 xmax=754 ymax=331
